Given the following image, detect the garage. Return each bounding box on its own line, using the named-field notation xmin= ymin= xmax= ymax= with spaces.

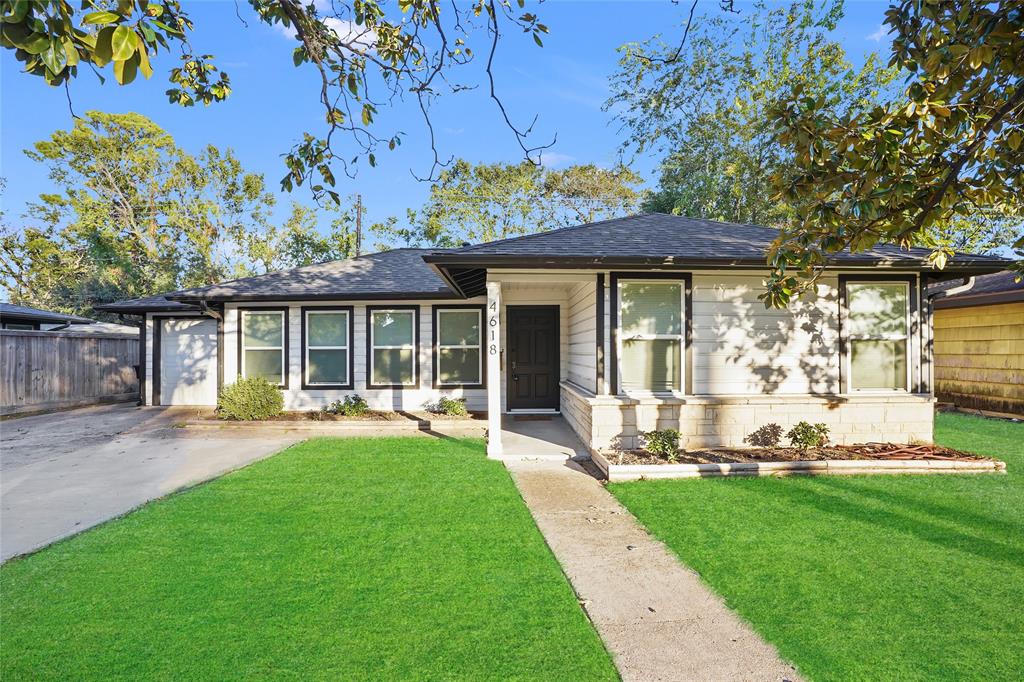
xmin=157 ymin=317 xmax=219 ymax=405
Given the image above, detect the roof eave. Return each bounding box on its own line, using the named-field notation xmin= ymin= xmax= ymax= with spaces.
xmin=165 ymin=290 xmax=462 ymax=303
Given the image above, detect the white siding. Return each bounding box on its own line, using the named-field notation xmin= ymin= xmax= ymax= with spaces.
xmin=691 ymin=273 xmax=840 ymax=394
xmin=224 ymin=298 xmax=488 ymax=412
xmin=567 ymin=280 xmax=597 ymax=392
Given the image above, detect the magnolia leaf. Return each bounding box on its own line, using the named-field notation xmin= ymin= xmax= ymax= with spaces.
xmin=82 ymin=11 xmax=122 ymax=25
xmin=110 ymin=25 xmax=137 ymax=61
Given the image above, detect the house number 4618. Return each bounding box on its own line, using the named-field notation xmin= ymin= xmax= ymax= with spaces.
xmin=488 ymin=301 xmax=498 ymax=355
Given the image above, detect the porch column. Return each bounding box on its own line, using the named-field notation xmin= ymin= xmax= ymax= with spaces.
xmin=486 ymin=280 xmax=503 ymax=458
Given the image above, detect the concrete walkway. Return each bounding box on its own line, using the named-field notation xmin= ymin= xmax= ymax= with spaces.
xmin=1 ymin=404 xmax=298 ymax=562
xmin=507 ymin=458 xmax=803 ymax=682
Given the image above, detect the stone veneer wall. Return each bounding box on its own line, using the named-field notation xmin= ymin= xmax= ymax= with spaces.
xmin=559 ymin=382 xmax=935 ymax=453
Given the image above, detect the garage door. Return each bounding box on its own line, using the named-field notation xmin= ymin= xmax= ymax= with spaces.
xmin=159 ymin=318 xmax=218 ymax=405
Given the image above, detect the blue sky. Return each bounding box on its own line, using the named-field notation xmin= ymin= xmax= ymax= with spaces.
xmin=1 ymin=0 xmax=893 ymax=235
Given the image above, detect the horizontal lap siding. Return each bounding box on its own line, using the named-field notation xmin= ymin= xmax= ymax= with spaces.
xmin=567 ymin=281 xmax=597 ymax=393
xmin=691 ymin=274 xmax=841 ymax=394
xmin=934 ymin=301 xmax=1024 ymax=415
xmin=224 ymin=299 xmax=488 ymax=412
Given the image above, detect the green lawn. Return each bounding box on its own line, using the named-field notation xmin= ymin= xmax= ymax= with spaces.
xmin=1 ymin=437 xmax=616 ymax=681
xmin=610 ymin=412 xmax=1024 ymax=681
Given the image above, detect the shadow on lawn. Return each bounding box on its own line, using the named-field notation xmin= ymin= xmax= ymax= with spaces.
xmin=765 ymin=478 xmax=1024 ymax=569
xmin=814 ymin=476 xmax=1024 ymax=541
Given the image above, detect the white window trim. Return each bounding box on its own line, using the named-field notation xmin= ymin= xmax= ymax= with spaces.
xmin=304 ymin=309 xmax=350 ymax=387
xmin=240 ymin=309 xmax=286 ymax=387
xmin=436 ymin=308 xmax=483 ymax=386
xmin=617 ymin=279 xmax=686 ymax=396
xmin=845 ymin=280 xmax=912 ymax=393
xmin=370 ymin=308 xmax=417 ymax=387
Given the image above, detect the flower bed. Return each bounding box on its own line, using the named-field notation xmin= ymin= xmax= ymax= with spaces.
xmin=183 ymin=410 xmax=486 ymax=435
xmin=594 ymin=442 xmax=1006 ymax=482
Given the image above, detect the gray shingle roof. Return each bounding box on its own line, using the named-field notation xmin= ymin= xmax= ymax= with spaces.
xmin=427 ymin=213 xmax=1009 ymax=267
xmin=93 ymin=294 xmax=200 ymax=314
xmin=931 ymin=269 xmax=1024 ymax=308
xmin=166 ymin=248 xmax=456 ymax=302
xmin=0 ymin=303 xmax=93 ymax=324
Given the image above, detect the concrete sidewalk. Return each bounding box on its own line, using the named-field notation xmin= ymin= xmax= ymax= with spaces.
xmin=507 ymin=458 xmax=802 ymax=682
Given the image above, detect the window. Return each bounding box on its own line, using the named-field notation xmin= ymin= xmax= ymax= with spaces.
xmin=303 ymin=308 xmax=351 ymax=387
xmin=369 ymin=307 xmax=418 ymax=387
xmin=845 ymin=281 xmax=910 ymax=391
xmin=618 ymin=280 xmax=684 ymax=393
xmin=240 ymin=309 xmax=286 ymax=386
xmin=3 ymin=323 xmax=35 ymax=330
xmin=434 ymin=307 xmax=483 ymax=386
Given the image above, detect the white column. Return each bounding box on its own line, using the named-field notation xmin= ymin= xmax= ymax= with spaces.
xmin=486 ymin=280 xmax=503 ymax=458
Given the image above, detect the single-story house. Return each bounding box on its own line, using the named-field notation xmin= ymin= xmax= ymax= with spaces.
xmin=96 ymin=214 xmax=1010 ymax=456
xmin=930 ymin=270 xmax=1023 ymax=417
xmin=0 ymin=303 xmax=94 ymax=330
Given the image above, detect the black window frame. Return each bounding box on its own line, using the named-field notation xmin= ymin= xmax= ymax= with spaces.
xmin=431 ymin=304 xmax=487 ymax=389
xmin=237 ymin=306 xmax=290 ymax=389
xmin=300 ymin=305 xmax=354 ymax=390
xmin=366 ymin=305 xmax=421 ymax=389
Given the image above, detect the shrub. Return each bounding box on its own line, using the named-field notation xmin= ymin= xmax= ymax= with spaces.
xmin=329 ymin=395 xmax=369 ymax=417
xmin=787 ymin=421 xmax=830 ymax=449
xmin=427 ymin=397 xmax=469 ymax=417
xmin=217 ymin=376 xmax=284 ymax=421
xmin=744 ymin=423 xmax=783 ymax=448
xmin=640 ymin=429 xmax=681 ymax=461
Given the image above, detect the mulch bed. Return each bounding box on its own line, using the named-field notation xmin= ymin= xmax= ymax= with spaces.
xmin=608 ymin=443 xmax=991 ymax=466
xmin=265 ymin=410 xmax=483 ymax=422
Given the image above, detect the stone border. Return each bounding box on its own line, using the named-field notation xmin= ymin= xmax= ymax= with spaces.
xmin=184 ymin=416 xmax=486 ymax=436
xmin=593 ymin=451 xmax=1007 ymax=482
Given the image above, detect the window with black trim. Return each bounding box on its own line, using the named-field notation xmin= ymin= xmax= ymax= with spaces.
xmin=240 ymin=309 xmax=286 ymax=386
xmin=618 ymin=279 xmax=684 ymax=392
xmin=304 ymin=309 xmax=351 ymax=387
xmin=845 ymin=281 xmax=910 ymax=391
xmin=369 ymin=307 xmax=417 ymax=387
xmin=435 ymin=307 xmax=483 ymax=386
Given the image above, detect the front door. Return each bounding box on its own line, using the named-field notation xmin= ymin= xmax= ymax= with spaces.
xmin=507 ymin=306 xmax=559 ymax=411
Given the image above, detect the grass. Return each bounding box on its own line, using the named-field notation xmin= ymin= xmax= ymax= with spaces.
xmin=609 ymin=412 xmax=1024 ymax=681
xmin=1 ymin=437 xmax=616 ymax=681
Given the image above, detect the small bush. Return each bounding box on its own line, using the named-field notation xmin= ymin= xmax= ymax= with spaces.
xmin=329 ymin=395 xmax=369 ymax=417
xmin=427 ymin=396 xmax=469 ymax=417
xmin=217 ymin=376 xmax=284 ymax=421
xmin=787 ymin=421 xmax=830 ymax=449
xmin=744 ymin=423 xmax=783 ymax=448
xmin=640 ymin=429 xmax=681 ymax=461
xmin=307 ymin=409 xmax=327 ymax=421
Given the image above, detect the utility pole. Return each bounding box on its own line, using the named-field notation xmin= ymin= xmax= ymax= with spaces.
xmin=355 ymin=193 xmax=363 ymax=257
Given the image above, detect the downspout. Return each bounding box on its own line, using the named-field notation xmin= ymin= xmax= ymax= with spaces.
xmin=922 ymin=275 xmax=976 ymax=398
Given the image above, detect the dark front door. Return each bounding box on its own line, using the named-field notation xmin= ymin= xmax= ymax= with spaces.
xmin=507 ymin=306 xmax=559 ymax=411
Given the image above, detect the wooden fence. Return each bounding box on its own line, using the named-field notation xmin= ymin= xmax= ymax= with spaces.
xmin=1 ymin=330 xmax=139 ymax=416
xmin=934 ymin=301 xmax=1024 ymax=417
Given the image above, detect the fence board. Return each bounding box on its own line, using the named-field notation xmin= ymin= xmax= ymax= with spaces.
xmin=0 ymin=330 xmax=139 ymax=415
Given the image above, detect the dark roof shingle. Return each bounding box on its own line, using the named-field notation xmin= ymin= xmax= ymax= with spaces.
xmin=0 ymin=303 xmax=93 ymax=324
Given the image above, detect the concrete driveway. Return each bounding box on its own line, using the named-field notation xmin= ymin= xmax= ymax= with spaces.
xmin=1 ymin=404 xmax=299 ymax=562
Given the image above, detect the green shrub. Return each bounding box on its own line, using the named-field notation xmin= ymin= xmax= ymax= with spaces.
xmin=217 ymin=376 xmax=284 ymax=421
xmin=329 ymin=395 xmax=369 ymax=417
xmin=427 ymin=397 xmax=469 ymax=417
xmin=640 ymin=429 xmax=681 ymax=461
xmin=744 ymin=423 xmax=783 ymax=448
xmin=787 ymin=421 xmax=830 ymax=448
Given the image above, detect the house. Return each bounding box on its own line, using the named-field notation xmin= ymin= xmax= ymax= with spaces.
xmin=95 ymin=214 xmax=1010 ymax=456
xmin=0 ymin=303 xmax=94 ymax=330
xmin=930 ymin=270 xmax=1023 ymax=417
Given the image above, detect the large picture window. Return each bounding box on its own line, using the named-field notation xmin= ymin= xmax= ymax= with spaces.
xmin=240 ymin=308 xmax=287 ymax=386
xmin=434 ymin=307 xmax=483 ymax=387
xmin=617 ymin=279 xmax=684 ymax=393
xmin=303 ymin=308 xmax=351 ymax=387
xmin=368 ymin=307 xmax=418 ymax=387
xmin=845 ymin=281 xmax=910 ymax=391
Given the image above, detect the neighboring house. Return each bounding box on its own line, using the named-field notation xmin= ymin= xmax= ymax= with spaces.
xmin=931 ymin=270 xmax=1023 ymax=417
xmin=95 ymin=214 xmax=1009 ymax=455
xmin=0 ymin=303 xmax=93 ymax=330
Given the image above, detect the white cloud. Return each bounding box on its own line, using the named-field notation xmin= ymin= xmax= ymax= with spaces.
xmin=538 ymin=151 xmax=575 ymax=168
xmin=866 ymin=24 xmax=887 ymax=42
xmin=272 ymin=16 xmax=377 ymax=51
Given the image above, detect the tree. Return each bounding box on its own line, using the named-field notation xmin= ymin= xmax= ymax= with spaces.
xmin=0 ymin=112 xmax=358 ymax=318
xmin=608 ymin=0 xmax=897 ymax=227
xmin=372 ymin=159 xmax=642 ymax=247
xmin=0 ymin=0 xmax=553 ymax=198
xmin=766 ymin=0 xmax=1024 ymax=307
xmin=244 ymin=201 xmax=358 ymax=272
